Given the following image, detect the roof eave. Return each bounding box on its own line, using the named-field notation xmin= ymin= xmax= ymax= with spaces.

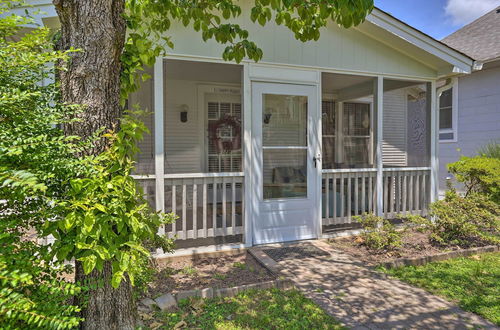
xmin=368 ymin=8 xmax=475 ymax=75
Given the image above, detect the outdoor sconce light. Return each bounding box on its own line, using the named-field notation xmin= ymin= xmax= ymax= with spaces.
xmin=179 ymin=104 xmax=189 ymax=123
xmin=264 ymin=113 xmax=272 ymax=124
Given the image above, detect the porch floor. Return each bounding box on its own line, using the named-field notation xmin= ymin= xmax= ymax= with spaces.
xmin=249 ymin=241 xmax=494 ymax=329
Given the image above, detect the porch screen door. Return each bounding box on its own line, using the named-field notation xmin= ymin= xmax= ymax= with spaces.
xmin=252 ymin=82 xmax=320 ymax=245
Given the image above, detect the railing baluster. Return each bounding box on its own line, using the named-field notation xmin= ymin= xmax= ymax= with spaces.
xmin=333 ymin=174 xmax=337 ymax=224
xmin=354 ymin=175 xmax=359 ymax=216
xmin=231 ymin=176 xmax=236 ymax=234
xmin=213 ymin=177 xmax=218 ymax=231
xmin=361 ymin=174 xmax=366 ymax=215
xmin=192 ymin=181 xmax=197 ymax=239
xmin=340 ymin=175 xmax=345 ymax=221
xmin=402 ymin=174 xmax=407 ymax=216
xmin=203 ymin=180 xmax=207 ymax=238
xmin=325 ymin=175 xmax=330 ymax=221
xmin=182 ymin=182 xmax=187 ymax=240
xmin=347 ymin=174 xmax=352 ymax=223
xmin=171 ymin=183 xmax=176 ymax=237
xmin=415 ymin=172 xmax=420 ymax=213
xmin=222 ymin=177 xmax=227 ymax=234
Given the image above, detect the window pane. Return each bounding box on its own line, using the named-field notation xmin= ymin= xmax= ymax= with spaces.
xmin=344 ymin=137 xmax=370 ymax=167
xmin=207 ymin=100 xmax=242 ymax=172
xmin=262 ymin=94 xmax=307 ymax=146
xmin=322 ymin=100 xmax=336 ymax=135
xmin=343 ymin=103 xmax=370 ymax=136
xmin=263 ymin=149 xmax=307 ymax=199
xmin=322 ymin=137 xmax=336 ymax=169
xmin=439 ymin=88 xmax=452 ymax=108
xmin=439 ymin=107 xmax=452 ymax=129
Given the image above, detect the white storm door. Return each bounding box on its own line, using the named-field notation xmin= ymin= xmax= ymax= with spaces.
xmin=251 ymin=82 xmax=320 ymax=245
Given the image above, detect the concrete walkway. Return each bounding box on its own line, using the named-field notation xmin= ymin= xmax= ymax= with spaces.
xmin=249 ymin=240 xmax=497 ymax=330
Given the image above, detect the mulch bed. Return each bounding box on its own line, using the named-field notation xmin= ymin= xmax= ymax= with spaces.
xmin=328 ymin=229 xmax=494 ymax=267
xmin=144 ymin=252 xmax=276 ymax=297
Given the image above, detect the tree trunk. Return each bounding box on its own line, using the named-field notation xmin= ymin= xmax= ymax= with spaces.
xmin=53 ymin=1 xmax=134 ymax=329
xmin=76 ymin=261 xmax=136 ymax=330
xmin=54 ymin=0 xmax=126 ymax=153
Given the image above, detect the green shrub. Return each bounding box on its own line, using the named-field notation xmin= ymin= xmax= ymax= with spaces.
xmin=355 ymin=214 xmax=404 ymax=251
xmin=478 ymin=141 xmax=500 ymax=159
xmin=407 ymin=191 xmax=500 ymax=247
xmin=447 ymin=156 xmax=500 ymax=203
xmin=0 ymin=2 xmax=83 ymax=327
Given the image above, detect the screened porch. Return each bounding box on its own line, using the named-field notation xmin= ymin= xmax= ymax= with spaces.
xmin=129 ymin=59 xmax=436 ymax=249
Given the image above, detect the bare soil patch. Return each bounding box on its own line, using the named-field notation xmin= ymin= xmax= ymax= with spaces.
xmin=144 ymin=252 xmax=275 ymax=296
xmin=328 ymin=229 xmax=484 ymax=267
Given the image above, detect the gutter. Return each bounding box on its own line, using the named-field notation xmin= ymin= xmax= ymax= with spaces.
xmin=437 ymin=78 xmax=454 ymax=97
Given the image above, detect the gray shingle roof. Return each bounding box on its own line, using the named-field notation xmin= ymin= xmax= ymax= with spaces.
xmin=442 ymin=6 xmax=500 ymax=62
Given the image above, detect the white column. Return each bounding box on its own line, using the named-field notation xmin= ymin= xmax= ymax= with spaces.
xmin=154 ymin=58 xmax=165 ymax=216
xmin=375 ymin=76 xmax=384 ymax=217
xmin=242 ymin=63 xmax=253 ymax=247
xmin=429 ymin=81 xmax=438 ymax=203
xmin=315 ymin=70 xmax=322 ymax=239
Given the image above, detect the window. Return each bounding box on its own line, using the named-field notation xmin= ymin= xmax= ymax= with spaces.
xmin=343 ymin=102 xmax=371 ymax=167
xmin=321 ymin=98 xmax=372 ymax=169
xmin=439 ymin=89 xmax=452 ymax=129
xmin=439 ymin=81 xmax=457 ymax=142
xmin=206 ymin=100 xmax=242 ymax=172
xmin=321 ymin=100 xmax=336 ymax=169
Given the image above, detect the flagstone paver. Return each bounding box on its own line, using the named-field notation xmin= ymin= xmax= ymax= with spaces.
xmin=249 ymin=240 xmax=497 ymax=329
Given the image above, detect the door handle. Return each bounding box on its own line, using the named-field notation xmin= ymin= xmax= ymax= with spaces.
xmin=313 ymin=155 xmax=321 ymax=168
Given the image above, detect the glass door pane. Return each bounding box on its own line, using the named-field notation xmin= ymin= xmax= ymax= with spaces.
xmin=262 ymin=94 xmax=308 ymax=199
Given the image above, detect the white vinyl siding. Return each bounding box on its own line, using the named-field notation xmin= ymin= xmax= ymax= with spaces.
xmin=164 ymin=80 xmax=203 ymax=173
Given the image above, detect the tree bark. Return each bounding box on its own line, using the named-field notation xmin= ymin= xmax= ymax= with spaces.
xmin=53 ymin=1 xmax=135 ymax=329
xmin=76 ymin=261 xmax=136 ymax=330
xmin=54 ymin=0 xmax=125 ymax=154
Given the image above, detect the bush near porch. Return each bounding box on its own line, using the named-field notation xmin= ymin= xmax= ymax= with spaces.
xmin=384 ymin=252 xmax=500 ymax=326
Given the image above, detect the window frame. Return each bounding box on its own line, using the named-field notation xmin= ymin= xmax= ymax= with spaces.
xmin=321 ymin=93 xmax=374 ymax=169
xmin=198 ymin=84 xmax=242 ymax=173
xmin=439 ymin=78 xmax=458 ymax=143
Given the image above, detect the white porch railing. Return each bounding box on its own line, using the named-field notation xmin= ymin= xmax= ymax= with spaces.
xmin=382 ymin=167 xmax=431 ymax=218
xmin=163 ymin=172 xmax=244 ymax=240
xmin=322 ymin=167 xmax=431 ymax=227
xmin=322 ymin=169 xmax=377 ymax=226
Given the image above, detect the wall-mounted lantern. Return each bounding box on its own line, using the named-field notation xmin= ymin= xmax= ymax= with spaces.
xmin=180 ymin=104 xmax=189 ymax=123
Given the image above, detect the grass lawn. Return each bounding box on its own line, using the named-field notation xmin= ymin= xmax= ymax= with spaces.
xmin=384 ymin=252 xmax=500 ymax=325
xmin=148 ymin=288 xmax=343 ymax=329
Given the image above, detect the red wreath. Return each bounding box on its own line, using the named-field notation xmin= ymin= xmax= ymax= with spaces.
xmin=208 ymin=115 xmax=241 ymax=153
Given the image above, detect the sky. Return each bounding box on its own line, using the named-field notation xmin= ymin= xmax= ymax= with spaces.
xmin=374 ymin=0 xmax=500 ymax=40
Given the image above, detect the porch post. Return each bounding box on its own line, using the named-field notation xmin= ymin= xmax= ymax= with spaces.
xmin=374 ymin=76 xmax=384 ymax=217
xmin=154 ymin=58 xmax=165 ymax=218
xmin=429 ymin=81 xmax=438 ymax=203
xmin=243 ymin=63 xmax=253 ymax=247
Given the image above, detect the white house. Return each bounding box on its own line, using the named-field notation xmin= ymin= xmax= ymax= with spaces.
xmin=438 ymin=6 xmax=500 ymax=194
xmin=14 ymin=2 xmax=477 ymax=255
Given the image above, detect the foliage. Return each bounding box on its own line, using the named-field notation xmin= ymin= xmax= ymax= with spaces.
xmin=355 ymin=214 xmax=405 ymax=251
xmin=385 ymin=252 xmax=500 ymax=325
xmin=1 ymin=6 xmax=174 ymax=328
xmin=42 ymin=113 xmax=176 ymax=288
xmin=407 ymin=191 xmax=500 ymax=247
xmin=447 ymin=156 xmax=500 ymax=203
xmin=121 ymin=0 xmax=374 ymax=100
xmin=0 ymin=236 xmax=82 ymax=329
xmin=0 ymin=1 xmax=82 ymax=327
xmin=478 ymin=141 xmax=500 ymax=159
xmin=148 ymin=288 xmax=344 ymax=329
